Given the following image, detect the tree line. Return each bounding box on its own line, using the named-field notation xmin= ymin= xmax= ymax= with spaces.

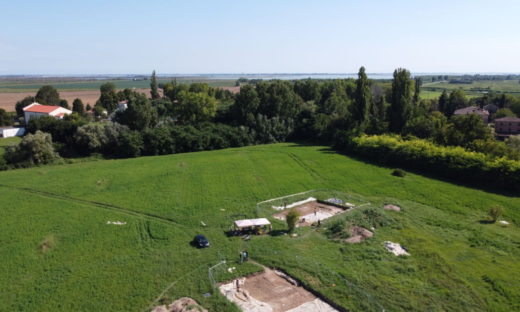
xmin=2 ymin=68 xmax=520 ymax=191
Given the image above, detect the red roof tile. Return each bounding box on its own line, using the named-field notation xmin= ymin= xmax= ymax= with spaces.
xmin=24 ymin=104 xmax=61 ymax=114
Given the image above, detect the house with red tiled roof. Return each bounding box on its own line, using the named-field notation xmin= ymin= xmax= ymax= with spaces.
xmin=453 ymin=106 xmax=490 ymax=123
xmin=23 ymin=103 xmax=72 ymax=125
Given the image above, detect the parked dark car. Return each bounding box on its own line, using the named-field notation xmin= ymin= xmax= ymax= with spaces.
xmin=193 ymin=234 xmax=209 ymax=248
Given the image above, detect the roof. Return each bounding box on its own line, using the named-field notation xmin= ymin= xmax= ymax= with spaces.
xmin=23 ymin=103 xmax=61 ymax=114
xmin=234 ymin=218 xmax=271 ymax=228
xmin=454 ymin=106 xmax=489 ymax=116
xmin=495 ymin=117 xmax=520 ymax=122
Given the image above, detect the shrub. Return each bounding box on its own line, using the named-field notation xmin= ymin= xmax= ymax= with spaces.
xmin=392 ymin=169 xmax=406 ymax=177
xmin=4 ymin=131 xmax=61 ymax=167
xmin=488 ymin=206 xmax=504 ymax=223
xmin=286 ymin=208 xmax=300 ymax=233
xmin=345 ymin=134 xmax=520 ymax=192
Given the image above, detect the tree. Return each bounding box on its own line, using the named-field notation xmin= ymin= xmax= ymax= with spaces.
xmin=505 ymin=135 xmax=520 ymax=152
xmin=96 ymin=82 xmax=118 ymax=112
xmin=59 ymin=99 xmax=69 ymax=109
xmin=15 ymin=96 xmax=35 ymax=118
xmin=494 ymin=108 xmax=516 ymax=119
xmin=388 ymin=68 xmax=414 ymax=133
xmin=351 ymin=66 xmax=371 ymax=131
xmin=0 ymin=109 xmax=13 ymax=126
xmin=174 ymin=91 xmax=217 ymax=124
xmin=232 ymin=84 xmax=260 ymax=125
xmin=445 ymin=89 xmax=467 ymax=117
xmin=286 ymin=208 xmax=300 ymax=232
xmin=4 ymin=131 xmax=60 ymax=166
xmin=294 ymin=79 xmax=321 ymax=103
xmin=150 ymin=70 xmax=160 ymax=99
xmin=35 ymin=85 xmax=60 ymax=106
xmin=446 ymin=114 xmax=492 ymax=146
xmin=413 ymin=77 xmax=422 ymax=107
xmin=438 ymin=90 xmax=449 ymax=114
xmin=115 ymin=92 xmax=158 ymax=130
xmin=86 ymin=103 xmax=92 ymax=111
xmin=72 ymin=98 xmax=85 ymax=116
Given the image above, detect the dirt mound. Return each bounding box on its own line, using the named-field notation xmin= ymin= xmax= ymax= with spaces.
xmin=152 ymin=297 xmax=207 ymax=312
xmin=344 ymin=226 xmax=373 ymax=243
xmin=383 ymin=204 xmax=401 ymax=212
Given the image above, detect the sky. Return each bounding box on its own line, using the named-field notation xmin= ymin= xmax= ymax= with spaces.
xmin=1 ymin=0 xmax=520 ymax=75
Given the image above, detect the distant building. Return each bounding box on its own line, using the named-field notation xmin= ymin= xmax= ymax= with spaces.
xmin=23 ymin=102 xmax=72 ymax=125
xmin=0 ymin=127 xmax=25 ymax=138
xmin=495 ymin=117 xmax=520 ymax=138
xmin=117 ymin=100 xmax=128 ymax=111
xmin=453 ymin=106 xmax=489 ymax=123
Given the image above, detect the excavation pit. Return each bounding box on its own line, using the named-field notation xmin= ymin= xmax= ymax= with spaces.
xmin=272 ymin=198 xmax=351 ymax=227
xmin=219 ymin=268 xmax=338 ymax=312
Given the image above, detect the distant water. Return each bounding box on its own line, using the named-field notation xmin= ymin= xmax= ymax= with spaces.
xmin=3 ymin=73 xmax=518 ymax=80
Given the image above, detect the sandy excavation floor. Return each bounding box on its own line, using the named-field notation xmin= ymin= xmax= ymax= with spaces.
xmin=219 ymin=268 xmax=338 ymax=312
xmin=273 ymin=200 xmax=346 ymax=227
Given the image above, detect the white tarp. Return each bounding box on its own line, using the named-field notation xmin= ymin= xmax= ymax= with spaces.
xmin=234 ymin=218 xmax=271 ymax=229
xmin=272 ymin=197 xmax=316 ymax=210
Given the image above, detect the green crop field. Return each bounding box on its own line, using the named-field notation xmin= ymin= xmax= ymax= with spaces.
xmin=0 ymin=78 xmax=237 ymax=93
xmin=422 ymin=80 xmax=520 ymax=97
xmin=1 ymin=143 xmax=519 ymax=311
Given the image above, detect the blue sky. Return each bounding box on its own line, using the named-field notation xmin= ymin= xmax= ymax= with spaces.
xmin=1 ymin=0 xmax=519 ymax=75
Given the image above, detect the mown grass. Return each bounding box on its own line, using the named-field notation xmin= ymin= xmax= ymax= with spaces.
xmin=0 ymin=137 xmax=20 ymax=157
xmin=0 ymin=143 xmax=519 ymax=311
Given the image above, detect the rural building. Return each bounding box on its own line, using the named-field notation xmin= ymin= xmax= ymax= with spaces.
xmin=23 ymin=103 xmax=72 ymax=125
xmin=495 ymin=117 xmax=520 ymax=138
xmin=453 ymin=106 xmax=490 ymax=123
xmin=117 ymin=100 xmax=128 ymax=111
xmin=0 ymin=127 xmax=25 ymax=138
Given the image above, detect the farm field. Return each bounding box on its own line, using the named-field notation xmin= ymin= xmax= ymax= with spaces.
xmin=0 ymin=143 xmax=519 ymax=311
xmin=0 ymin=78 xmax=237 ymax=111
xmin=422 ymin=79 xmax=520 ymax=97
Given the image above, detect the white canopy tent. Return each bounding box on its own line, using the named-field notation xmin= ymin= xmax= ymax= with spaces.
xmin=234 ymin=218 xmax=272 ymax=232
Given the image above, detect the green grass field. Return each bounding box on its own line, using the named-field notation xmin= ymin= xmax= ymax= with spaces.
xmin=0 ymin=137 xmax=20 ymax=157
xmin=422 ymin=80 xmax=520 ymax=98
xmin=0 ymin=78 xmax=237 ymax=93
xmin=1 ymin=143 xmax=519 ymax=311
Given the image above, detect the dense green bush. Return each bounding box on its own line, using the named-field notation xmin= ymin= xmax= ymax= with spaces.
xmin=392 ymin=169 xmax=406 ymax=177
xmin=4 ymin=131 xmax=61 ymax=168
xmin=346 ymin=134 xmax=520 ymax=192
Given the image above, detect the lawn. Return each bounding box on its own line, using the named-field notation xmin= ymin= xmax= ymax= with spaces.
xmin=0 ymin=137 xmax=20 ymax=157
xmin=0 ymin=143 xmax=519 ymax=311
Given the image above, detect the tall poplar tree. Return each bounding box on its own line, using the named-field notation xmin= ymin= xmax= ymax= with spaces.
xmin=389 ymin=68 xmax=413 ymax=133
xmin=352 ymin=66 xmax=371 ymax=131
xmin=150 ymin=70 xmax=160 ymax=99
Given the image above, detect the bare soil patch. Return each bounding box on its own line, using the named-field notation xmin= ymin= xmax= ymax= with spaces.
xmin=219 ymin=268 xmax=338 ymax=312
xmin=273 ymin=200 xmax=346 ymax=227
xmin=152 ymin=297 xmax=207 ymax=312
xmin=0 ymin=88 xmax=157 ymax=112
xmin=344 ymin=226 xmax=373 ymax=244
xmin=220 ymin=86 xmax=240 ymax=94
xmin=383 ymin=204 xmax=401 ymax=212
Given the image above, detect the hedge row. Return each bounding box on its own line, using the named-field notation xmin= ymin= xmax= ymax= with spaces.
xmin=346 ymin=135 xmax=520 ymax=192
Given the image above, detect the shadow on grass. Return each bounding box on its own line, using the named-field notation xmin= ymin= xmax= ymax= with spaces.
xmin=269 ymin=229 xmax=288 ymax=237
xmin=479 ymin=220 xmax=495 ymax=224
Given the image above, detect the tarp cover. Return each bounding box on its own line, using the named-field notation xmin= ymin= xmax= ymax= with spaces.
xmin=234 ymin=218 xmax=271 ymax=228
